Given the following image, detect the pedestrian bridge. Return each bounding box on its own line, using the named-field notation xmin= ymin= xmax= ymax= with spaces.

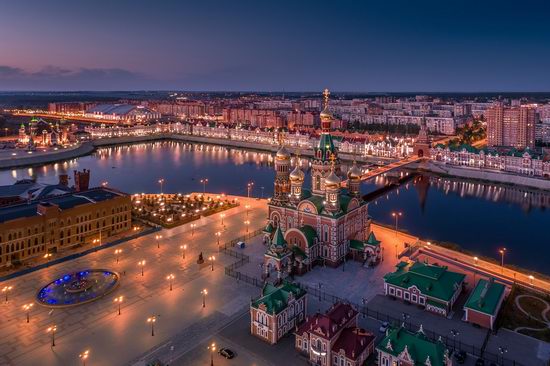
xmin=342 ymin=155 xmax=423 ymax=187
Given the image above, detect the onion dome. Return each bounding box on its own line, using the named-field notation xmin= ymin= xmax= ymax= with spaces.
xmin=325 ymin=170 xmax=341 ymax=189
xmin=320 ymin=106 xmax=334 ymax=120
xmin=289 ymin=164 xmax=305 ymax=182
xmin=347 ymin=161 xmax=362 ymax=181
xmin=276 ymin=145 xmax=290 ymax=160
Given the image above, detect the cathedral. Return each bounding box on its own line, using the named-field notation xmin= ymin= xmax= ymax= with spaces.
xmin=263 ymin=89 xmax=381 ymax=279
xmin=18 ymin=117 xmax=69 ymax=148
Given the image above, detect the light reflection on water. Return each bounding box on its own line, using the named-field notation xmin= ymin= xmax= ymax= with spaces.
xmin=0 ymin=141 xmax=549 ymax=273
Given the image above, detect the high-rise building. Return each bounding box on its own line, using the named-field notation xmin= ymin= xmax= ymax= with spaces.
xmin=486 ymin=104 xmax=537 ymax=149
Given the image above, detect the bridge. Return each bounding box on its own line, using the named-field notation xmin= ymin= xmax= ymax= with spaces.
xmin=342 ymin=155 xmax=423 ymax=188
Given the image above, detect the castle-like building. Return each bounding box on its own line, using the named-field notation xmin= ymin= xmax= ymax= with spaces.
xmin=263 ymin=89 xmax=381 ymax=279
xmin=18 ymin=117 xmax=70 ymax=148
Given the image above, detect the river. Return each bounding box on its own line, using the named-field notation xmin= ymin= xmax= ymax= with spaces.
xmin=1 ymin=141 xmax=548 ymax=274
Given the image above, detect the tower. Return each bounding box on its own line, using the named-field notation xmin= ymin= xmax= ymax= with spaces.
xmin=413 ymin=117 xmax=431 ymax=158
xmin=347 ymin=159 xmax=362 ymax=197
xmin=18 ymin=123 xmax=26 ymax=143
xmin=272 ymin=142 xmax=291 ymax=205
xmin=74 ymin=169 xmax=90 ymax=192
xmin=324 ymin=154 xmax=341 ymax=214
xmin=289 ymin=155 xmax=305 ymax=205
xmin=311 ymin=88 xmax=340 ymax=195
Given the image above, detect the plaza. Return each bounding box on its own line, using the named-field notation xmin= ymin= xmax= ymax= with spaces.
xmin=0 ymin=195 xmax=266 ymax=366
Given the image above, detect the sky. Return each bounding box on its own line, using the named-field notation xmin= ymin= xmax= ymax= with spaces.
xmin=0 ymin=0 xmax=549 ymax=92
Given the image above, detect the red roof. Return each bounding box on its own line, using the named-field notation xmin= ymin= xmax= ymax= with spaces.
xmin=296 ymin=303 xmax=358 ymax=340
xmin=332 ymin=327 xmax=375 ymax=360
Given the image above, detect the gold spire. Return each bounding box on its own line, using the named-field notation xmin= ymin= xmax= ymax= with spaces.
xmin=329 ymin=152 xmax=337 ymax=169
xmin=323 ymin=88 xmax=330 ymax=110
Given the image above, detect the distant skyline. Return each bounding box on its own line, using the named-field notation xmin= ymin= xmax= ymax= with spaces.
xmin=1 ymin=0 xmax=549 ymax=92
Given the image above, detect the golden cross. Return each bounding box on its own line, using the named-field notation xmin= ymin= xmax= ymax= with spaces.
xmin=329 ymin=153 xmax=337 ymax=166
xmin=323 ymin=88 xmax=330 ymax=109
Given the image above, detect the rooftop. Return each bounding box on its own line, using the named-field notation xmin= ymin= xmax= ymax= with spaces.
xmin=464 ymin=278 xmax=506 ymax=316
xmin=251 ymin=282 xmax=306 ymax=314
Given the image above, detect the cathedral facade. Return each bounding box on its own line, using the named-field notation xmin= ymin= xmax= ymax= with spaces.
xmin=263 ymin=90 xmax=381 ymax=279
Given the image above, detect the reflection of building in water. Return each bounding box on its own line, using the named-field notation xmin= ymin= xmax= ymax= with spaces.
xmin=428 ymin=176 xmax=550 ymax=210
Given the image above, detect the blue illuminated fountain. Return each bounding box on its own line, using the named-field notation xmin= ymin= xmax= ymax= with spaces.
xmin=36 ymin=269 xmax=120 ymax=307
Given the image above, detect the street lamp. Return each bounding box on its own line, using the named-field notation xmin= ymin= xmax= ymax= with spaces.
xmin=22 ymin=303 xmax=34 ymax=323
xmin=391 ymin=211 xmax=402 ymax=236
xmin=499 ymin=247 xmax=507 ymax=272
xmin=208 ymin=342 xmax=216 ymax=366
xmin=138 ymin=260 xmax=146 ymax=276
xmin=220 ymin=213 xmax=226 ymax=226
xmin=473 ymin=256 xmax=478 ymax=266
xmin=247 ymin=182 xmax=254 ymax=198
xmin=209 ymin=256 xmax=215 ymax=271
xmin=166 ymin=274 xmax=175 ymax=291
xmin=201 ymin=289 xmax=208 ymax=308
xmin=529 ymin=275 xmax=535 ymax=286
xmin=245 ymin=204 xmax=250 ymax=217
xmin=200 ymin=178 xmax=209 ymax=194
xmin=114 ymin=249 xmax=122 ymax=263
xmin=2 ymin=285 xmax=13 ymax=302
xmin=147 ymin=316 xmax=156 ymax=336
xmin=155 ymin=234 xmax=162 ymax=249
xmin=43 ymin=253 xmax=52 ymax=261
xmin=180 ymin=244 xmax=187 ymax=260
xmin=191 ymin=223 xmax=196 ymax=237
xmin=215 ymin=232 xmax=221 ymax=250
xmin=244 ymin=220 xmax=250 ymax=236
xmin=114 ymin=296 xmax=123 ymax=315
xmin=158 ymin=178 xmax=165 ymax=194
xmin=47 ymin=325 xmax=57 ymax=347
xmin=79 ymin=349 xmax=90 ymax=366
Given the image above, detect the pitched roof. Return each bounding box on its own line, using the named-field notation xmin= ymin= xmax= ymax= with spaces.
xmin=332 ymin=327 xmax=375 ymax=360
xmin=251 ymin=282 xmax=306 ymax=314
xmin=299 ymin=225 xmax=317 ymax=247
xmin=272 ymin=226 xmax=287 ymax=248
xmin=296 ymin=302 xmax=358 ymax=340
xmin=384 ymin=261 xmax=465 ymax=302
xmin=464 ymin=278 xmax=505 ymax=315
xmin=376 ymin=326 xmax=449 ymax=366
xmin=366 ymin=231 xmax=381 ymax=246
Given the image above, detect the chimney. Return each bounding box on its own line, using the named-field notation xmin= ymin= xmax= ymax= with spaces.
xmin=74 ymin=169 xmax=90 ymax=192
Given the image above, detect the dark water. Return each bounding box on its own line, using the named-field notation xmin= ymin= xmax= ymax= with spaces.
xmin=1 ymin=141 xmax=549 ymax=274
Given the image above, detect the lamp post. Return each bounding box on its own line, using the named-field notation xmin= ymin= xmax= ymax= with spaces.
xmin=180 ymin=244 xmax=187 ymax=260
xmin=147 ymin=316 xmax=156 ymax=336
xmin=155 ymin=234 xmax=162 ymax=249
xmin=450 ymin=329 xmax=459 ymax=350
xmin=208 ymin=342 xmax=216 ymax=366
xmin=201 ymin=289 xmax=208 ymax=308
xmin=114 ymin=296 xmax=123 ymax=315
xmin=200 ymin=178 xmax=209 ymax=194
xmin=114 ymin=249 xmax=122 ymax=263
xmin=473 ymin=256 xmax=478 ymax=266
xmin=138 ymin=260 xmax=146 ymax=276
xmin=158 ymin=178 xmax=165 ymax=194
xmin=215 ymin=232 xmax=221 ymax=250
xmin=499 ymin=247 xmax=507 ymax=272
xmin=166 ymin=274 xmax=175 ymax=291
xmin=79 ymin=349 xmax=90 ymax=366
xmin=244 ymin=220 xmax=250 ymax=237
xmin=245 ymin=204 xmax=250 ymax=218
xmin=43 ymin=253 xmax=52 ymax=261
xmin=191 ymin=223 xmax=196 ymax=237
xmin=529 ymin=275 xmax=535 ymax=286
xmin=209 ymin=256 xmax=215 ymax=271
xmin=2 ymin=285 xmax=13 ymax=302
xmin=23 ymin=303 xmax=33 ymax=323
xmin=47 ymin=325 xmax=57 ymax=347
xmin=247 ymin=182 xmax=254 ymax=199
xmin=391 ymin=211 xmax=402 ymax=236
xmin=220 ymin=213 xmax=225 ymax=226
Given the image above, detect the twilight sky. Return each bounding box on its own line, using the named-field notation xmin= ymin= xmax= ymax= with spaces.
xmin=0 ymin=0 xmax=549 ymax=92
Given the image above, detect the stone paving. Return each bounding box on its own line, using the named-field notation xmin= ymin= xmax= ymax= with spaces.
xmin=0 ymin=195 xmax=267 ymax=366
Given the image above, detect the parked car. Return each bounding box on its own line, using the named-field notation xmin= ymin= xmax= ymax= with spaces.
xmin=379 ymin=321 xmax=389 ymax=333
xmin=236 ymin=241 xmax=246 ymax=249
xmin=218 ymin=348 xmax=236 ymax=359
xmin=454 ymin=350 xmax=467 ymax=364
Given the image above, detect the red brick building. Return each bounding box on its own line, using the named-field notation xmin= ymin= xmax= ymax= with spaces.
xmin=295 ymin=302 xmax=375 ymax=366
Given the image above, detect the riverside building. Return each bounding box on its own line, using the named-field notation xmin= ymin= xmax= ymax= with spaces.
xmin=262 ymin=89 xmax=381 ymax=279
xmin=0 ymin=185 xmax=131 ymax=268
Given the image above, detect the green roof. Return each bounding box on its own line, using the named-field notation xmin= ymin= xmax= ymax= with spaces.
xmin=464 ymin=279 xmax=505 ymax=316
xmin=291 ymin=245 xmax=308 ymax=258
xmin=302 ymin=195 xmax=324 ymax=214
xmin=376 ymin=326 xmax=449 ymax=366
xmin=384 ymin=261 xmax=465 ymax=302
xmin=272 ymin=226 xmax=287 ymax=248
xmin=315 ymin=133 xmax=336 ymax=161
xmin=299 ymin=225 xmax=317 ymax=247
xmin=366 ymin=231 xmax=381 ymax=246
xmin=263 ymin=222 xmax=274 ymax=233
xmin=251 ymin=282 xmax=306 ymax=314
xmin=350 ymin=239 xmax=365 ymax=250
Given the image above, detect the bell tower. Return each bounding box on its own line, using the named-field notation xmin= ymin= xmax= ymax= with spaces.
xmin=413 ymin=117 xmax=431 ymax=158
xmin=272 ymin=136 xmax=291 ymax=205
